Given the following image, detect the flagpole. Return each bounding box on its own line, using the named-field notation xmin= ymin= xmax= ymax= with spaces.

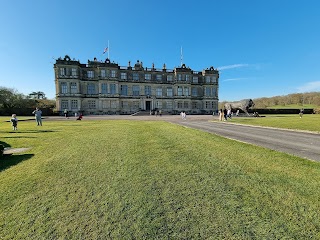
xmin=180 ymin=46 xmax=183 ymax=66
xmin=108 ymin=40 xmax=110 ymax=59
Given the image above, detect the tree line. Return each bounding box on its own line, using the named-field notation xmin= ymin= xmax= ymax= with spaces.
xmin=220 ymin=92 xmax=320 ymax=109
xmin=0 ymin=87 xmax=55 ymax=116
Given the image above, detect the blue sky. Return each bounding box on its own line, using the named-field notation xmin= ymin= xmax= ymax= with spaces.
xmin=1 ymin=0 xmax=320 ymax=101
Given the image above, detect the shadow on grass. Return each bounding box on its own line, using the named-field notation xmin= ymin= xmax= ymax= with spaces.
xmin=3 ymin=136 xmax=37 ymax=139
xmin=0 ymin=154 xmax=34 ymax=172
xmin=0 ymin=130 xmax=57 ymax=134
xmin=0 ymin=141 xmax=11 ymax=148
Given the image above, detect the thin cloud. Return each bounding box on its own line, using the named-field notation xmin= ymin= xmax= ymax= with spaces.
xmin=297 ymin=81 xmax=320 ymax=92
xmin=217 ymin=64 xmax=249 ymax=71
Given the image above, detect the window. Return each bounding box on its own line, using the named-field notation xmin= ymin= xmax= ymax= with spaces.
xmin=177 ymin=74 xmax=182 ymax=81
xmin=87 ymin=83 xmax=96 ymax=94
xmin=110 ymin=84 xmax=116 ymax=94
xmin=177 ymin=102 xmax=183 ymax=108
xmin=60 ymin=68 xmax=66 ymax=76
xmin=133 ymin=101 xmax=139 ymax=109
xmin=205 ymin=76 xmax=211 ymax=83
xmin=121 ymin=85 xmax=128 ymax=95
xmin=120 ymin=72 xmax=127 ymax=80
xmin=88 ymin=100 xmax=96 ymax=109
xmin=145 ymin=73 xmax=151 ymax=80
xmin=166 ymin=101 xmax=173 ymax=109
xmin=212 ymin=87 xmax=217 ymax=97
xmin=101 ymin=83 xmax=108 ymax=94
xmin=205 ymin=101 xmax=213 ymax=109
xmin=101 ymin=69 xmax=106 ymax=78
xmin=156 ymin=101 xmax=162 ymax=108
xmin=133 ymin=73 xmax=139 ymax=81
xmin=177 ymin=86 xmax=183 ymax=96
xmin=71 ymin=100 xmax=78 ymax=109
xmin=205 ymin=87 xmax=211 ymax=96
xmin=192 ymin=76 xmax=198 ymax=83
xmin=167 ymin=87 xmax=173 ymax=97
xmin=156 ymin=74 xmax=162 ymax=81
xmin=156 ymin=87 xmax=162 ymax=97
xmin=71 ymin=68 xmax=77 ymax=77
xmin=184 ymin=102 xmax=189 ymax=108
xmin=70 ymin=82 xmax=77 ymax=93
xmin=186 ymin=75 xmax=190 ymax=81
xmin=87 ymin=70 xmax=94 ymax=78
xmin=192 ymin=87 xmax=198 ymax=96
xmin=132 ymin=85 xmax=140 ymax=96
xmin=167 ymin=75 xmax=173 ymax=82
xmin=111 ymin=70 xmax=116 ymax=78
xmin=61 ymin=100 xmax=68 ymax=109
xmin=184 ymin=87 xmax=189 ymax=96
xmin=121 ymin=101 xmax=128 ymax=108
xmin=102 ymin=100 xmax=109 ymax=109
xmin=61 ymin=82 xmax=68 ymax=94
xmin=145 ymin=85 xmax=151 ymax=96
xmin=111 ymin=101 xmax=117 ymax=109
xmin=192 ymin=102 xmax=197 ymax=109
xmin=212 ymin=77 xmax=217 ymax=84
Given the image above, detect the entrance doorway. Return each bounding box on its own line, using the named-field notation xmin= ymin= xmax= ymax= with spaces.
xmin=146 ymin=101 xmax=151 ymax=111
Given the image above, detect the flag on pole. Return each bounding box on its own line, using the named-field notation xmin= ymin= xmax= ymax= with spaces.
xmin=103 ymin=47 xmax=108 ymax=54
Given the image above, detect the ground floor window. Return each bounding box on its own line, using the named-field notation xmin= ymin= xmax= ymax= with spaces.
xmin=133 ymin=101 xmax=139 ymax=109
xmin=88 ymin=100 xmax=96 ymax=109
xmin=184 ymin=102 xmax=189 ymax=108
xmin=166 ymin=101 xmax=173 ymax=109
xmin=121 ymin=101 xmax=128 ymax=109
xmin=61 ymin=100 xmax=68 ymax=109
xmin=71 ymin=100 xmax=78 ymax=109
xmin=111 ymin=101 xmax=117 ymax=109
xmin=192 ymin=102 xmax=198 ymax=109
xmin=205 ymin=101 xmax=213 ymax=109
xmin=177 ymin=102 xmax=183 ymax=109
xmin=156 ymin=101 xmax=162 ymax=108
xmin=102 ymin=100 xmax=109 ymax=109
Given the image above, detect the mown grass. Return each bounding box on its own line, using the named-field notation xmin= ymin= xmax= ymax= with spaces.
xmin=1 ymin=119 xmax=320 ymax=239
xmin=218 ymin=114 xmax=320 ymax=133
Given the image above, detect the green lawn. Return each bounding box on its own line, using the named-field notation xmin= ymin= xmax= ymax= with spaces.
xmin=1 ymin=119 xmax=320 ymax=239
xmin=217 ymin=114 xmax=320 ymax=133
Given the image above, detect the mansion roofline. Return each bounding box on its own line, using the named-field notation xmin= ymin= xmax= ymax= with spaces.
xmin=54 ymin=55 xmax=219 ymax=75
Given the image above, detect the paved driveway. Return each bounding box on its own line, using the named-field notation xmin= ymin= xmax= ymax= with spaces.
xmin=171 ymin=119 xmax=320 ymax=162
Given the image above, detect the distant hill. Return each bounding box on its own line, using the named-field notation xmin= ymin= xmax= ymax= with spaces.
xmin=219 ymin=92 xmax=320 ymax=110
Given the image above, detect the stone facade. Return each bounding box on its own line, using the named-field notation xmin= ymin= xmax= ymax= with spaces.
xmin=54 ymin=55 xmax=219 ymax=115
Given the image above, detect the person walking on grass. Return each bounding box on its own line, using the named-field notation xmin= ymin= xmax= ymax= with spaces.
xmin=299 ymin=108 xmax=304 ymax=118
xmin=10 ymin=114 xmax=18 ymax=131
xmin=32 ymin=107 xmax=42 ymax=126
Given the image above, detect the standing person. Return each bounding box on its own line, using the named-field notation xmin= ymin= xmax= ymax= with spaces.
xmin=159 ymin=109 xmax=162 ymax=116
xmin=10 ymin=114 xmax=18 ymax=131
xmin=223 ymin=108 xmax=228 ymax=121
xmin=180 ymin=111 xmax=184 ymax=120
xmin=299 ymin=108 xmax=304 ymax=118
xmin=32 ymin=107 xmax=43 ymax=126
xmin=64 ymin=109 xmax=68 ymax=118
xmin=227 ymin=109 xmax=232 ymax=119
xmin=219 ymin=109 xmax=223 ymax=121
xmin=182 ymin=111 xmax=187 ymax=120
xmin=236 ymin=109 xmax=240 ymax=116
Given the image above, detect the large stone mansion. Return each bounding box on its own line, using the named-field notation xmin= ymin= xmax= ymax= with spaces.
xmin=54 ymin=55 xmax=219 ymax=115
